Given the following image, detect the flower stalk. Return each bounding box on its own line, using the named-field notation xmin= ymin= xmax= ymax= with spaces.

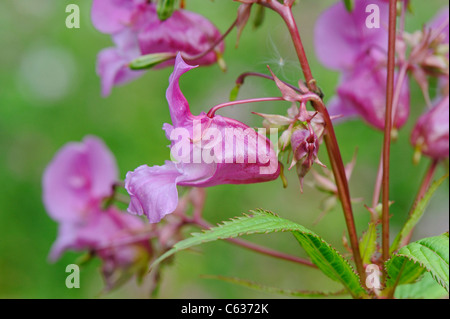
xmin=259 ymin=0 xmax=366 ymax=285
xmin=381 ymin=0 xmax=398 ymax=264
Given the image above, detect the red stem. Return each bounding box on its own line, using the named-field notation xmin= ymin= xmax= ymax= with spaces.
xmin=381 ymin=0 xmax=398 ymax=263
xmin=207 ymin=97 xmax=284 ymax=118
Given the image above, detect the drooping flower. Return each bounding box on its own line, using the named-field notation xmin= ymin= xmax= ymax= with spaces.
xmin=125 ymin=54 xmax=280 ymax=223
xmin=314 ymin=0 xmax=389 ymax=71
xmin=327 ymin=55 xmax=410 ymax=130
xmin=42 ymin=136 xmax=118 ymax=225
xmin=91 ymin=0 xmax=224 ymax=96
xmin=314 ymin=0 xmax=411 ymax=130
xmin=411 ymin=96 xmax=449 ymax=161
xmin=43 ymin=136 xmax=152 ymax=290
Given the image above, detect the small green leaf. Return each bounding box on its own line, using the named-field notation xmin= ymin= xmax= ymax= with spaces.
xmin=391 ymin=174 xmax=448 ymax=254
xmin=152 ymin=209 xmax=366 ymax=298
xmin=129 ymin=53 xmax=176 ymax=70
xmin=395 ymin=273 xmax=448 ymax=299
xmin=359 ymin=222 xmax=378 ymax=265
xmin=386 ymin=233 xmax=449 ymax=293
xmin=157 ymin=0 xmax=176 ymax=21
xmin=203 ymin=275 xmax=348 ymax=298
xmin=253 ymin=5 xmax=265 ymax=29
xmin=343 ymin=0 xmax=354 ymax=12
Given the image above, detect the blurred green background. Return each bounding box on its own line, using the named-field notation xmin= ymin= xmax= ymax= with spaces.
xmin=0 ymin=0 xmax=448 ymax=298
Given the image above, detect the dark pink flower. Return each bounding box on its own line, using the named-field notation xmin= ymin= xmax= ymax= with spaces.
xmin=92 ymin=0 xmax=224 ymax=96
xmin=411 ymin=96 xmax=449 ymax=160
xmin=125 ymin=54 xmax=280 ymax=223
xmin=314 ymin=0 xmax=411 ymax=130
xmin=328 ymin=55 xmax=410 ymax=130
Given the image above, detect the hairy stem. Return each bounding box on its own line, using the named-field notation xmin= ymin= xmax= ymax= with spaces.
xmin=381 ymin=0 xmax=398 ymax=264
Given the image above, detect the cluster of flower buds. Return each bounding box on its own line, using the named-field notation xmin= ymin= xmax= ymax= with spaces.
xmin=314 ymin=0 xmax=410 ymax=131
xmin=91 ymin=0 xmax=225 ymax=96
xmin=42 ymin=136 xmax=152 ymax=290
xmin=253 ymin=67 xmax=327 ymax=191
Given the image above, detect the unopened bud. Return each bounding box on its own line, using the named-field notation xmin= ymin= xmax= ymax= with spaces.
xmin=157 ymin=0 xmax=176 ymax=21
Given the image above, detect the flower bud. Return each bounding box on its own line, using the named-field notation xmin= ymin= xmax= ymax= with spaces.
xmin=289 ymin=125 xmax=323 ymax=190
xmin=411 ymin=96 xmax=449 ymax=161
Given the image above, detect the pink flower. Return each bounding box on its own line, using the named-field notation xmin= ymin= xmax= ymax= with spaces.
xmin=314 ymin=0 xmax=389 ymax=71
xmin=92 ymin=0 xmax=224 ymax=96
xmin=43 ymin=135 xmax=152 ymax=289
xmin=328 ymin=55 xmax=410 ymax=130
xmin=96 ymin=29 xmax=146 ymax=97
xmin=411 ymin=96 xmax=449 ymax=160
xmin=314 ymin=0 xmax=411 ymax=130
xmin=42 ymin=136 xmax=118 ymax=225
xmin=125 ymin=54 xmax=280 ymax=223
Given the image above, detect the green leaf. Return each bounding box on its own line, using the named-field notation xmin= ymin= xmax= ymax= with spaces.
xmin=129 ymin=53 xmax=176 ymax=70
xmin=386 ymin=233 xmax=449 ymax=292
xmin=359 ymin=222 xmax=378 ymax=265
xmin=152 ymin=209 xmax=366 ymax=298
xmin=343 ymin=0 xmax=354 ymax=11
xmin=202 ymin=275 xmax=348 ymax=298
xmin=395 ymin=273 xmax=448 ymax=299
xmin=391 ymin=174 xmax=448 ymax=254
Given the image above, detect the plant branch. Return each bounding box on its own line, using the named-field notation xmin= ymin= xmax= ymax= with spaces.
xmin=381 ymin=0 xmax=398 ymax=263
xmin=260 ymin=0 xmax=366 ymax=283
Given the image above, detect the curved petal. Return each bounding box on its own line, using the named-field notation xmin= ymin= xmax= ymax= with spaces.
xmin=138 ymin=9 xmax=224 ymax=66
xmin=166 ymin=53 xmax=197 ymax=127
xmin=125 ymin=162 xmax=182 ymax=223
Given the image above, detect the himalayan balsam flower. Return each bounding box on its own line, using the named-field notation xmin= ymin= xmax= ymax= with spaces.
xmin=43 ymin=136 xmax=151 ymax=289
xmin=314 ymin=0 xmax=389 ymax=72
xmin=92 ymin=0 xmax=224 ymax=96
xmin=314 ymin=0 xmax=411 ymax=130
xmin=42 ymin=136 xmax=118 ymax=225
xmin=125 ymin=54 xmax=280 ymax=223
xmin=411 ymin=96 xmax=449 ymax=160
xmin=328 ymin=55 xmax=410 ymax=130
